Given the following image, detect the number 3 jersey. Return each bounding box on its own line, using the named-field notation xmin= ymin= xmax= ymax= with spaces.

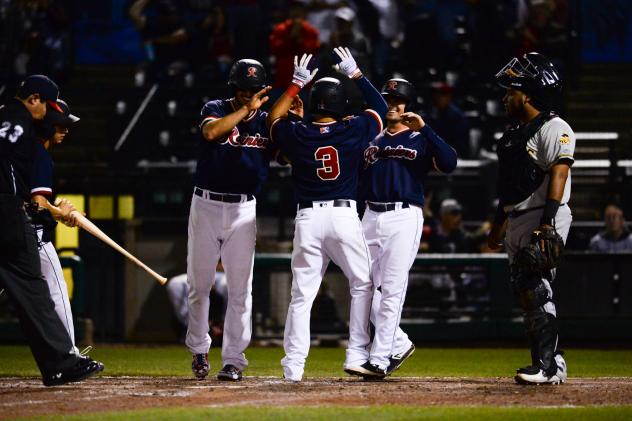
xmin=270 ymin=110 xmax=383 ymax=203
xmin=362 ymin=125 xmax=458 ymax=207
xmin=196 ymin=99 xmax=275 ymax=195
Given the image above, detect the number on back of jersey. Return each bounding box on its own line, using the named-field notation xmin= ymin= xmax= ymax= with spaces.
xmin=315 ymin=146 xmax=340 ymax=180
xmin=0 ymin=121 xmax=24 ymax=143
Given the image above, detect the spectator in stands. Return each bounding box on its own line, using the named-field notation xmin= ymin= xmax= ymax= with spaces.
xmin=507 ymin=0 xmax=569 ymax=66
xmin=269 ymin=3 xmax=320 ymax=88
xmin=329 ymin=7 xmax=371 ymax=77
xmin=428 ymin=199 xmax=474 ymax=253
xmin=589 ymin=204 xmax=632 ymax=253
xmin=301 ymin=0 xmax=345 ymax=45
xmin=128 ymin=0 xmax=187 ymax=75
xmin=426 ymin=82 xmax=469 ymax=158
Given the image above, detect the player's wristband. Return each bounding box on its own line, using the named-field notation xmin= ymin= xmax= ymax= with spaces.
xmin=286 ymin=84 xmax=301 ymax=98
xmin=540 ymin=198 xmax=560 ymax=226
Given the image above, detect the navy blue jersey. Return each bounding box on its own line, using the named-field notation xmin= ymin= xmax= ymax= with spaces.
xmin=196 ymin=99 xmax=273 ymax=195
xmin=30 ymin=142 xmax=53 ymax=198
xmin=362 ymin=125 xmax=457 ymax=207
xmin=271 ymin=110 xmax=383 ymax=202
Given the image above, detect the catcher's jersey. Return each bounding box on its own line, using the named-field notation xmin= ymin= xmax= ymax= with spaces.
xmin=270 ymin=110 xmax=382 ymax=203
xmin=362 ymin=125 xmax=457 ymax=207
xmin=507 ymin=116 xmax=575 ymax=212
xmin=31 ymin=142 xmax=54 ymax=198
xmin=196 ymin=99 xmax=273 ymax=195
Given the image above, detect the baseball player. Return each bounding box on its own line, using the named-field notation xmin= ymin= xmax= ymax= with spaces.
xmin=187 ymin=59 xmax=273 ymax=381
xmin=360 ymin=79 xmax=457 ymax=377
xmin=0 ymin=75 xmax=103 ymax=386
xmin=267 ymin=49 xmax=388 ymax=381
xmin=487 ymin=52 xmax=574 ymax=385
xmin=30 ymin=99 xmax=81 ymax=354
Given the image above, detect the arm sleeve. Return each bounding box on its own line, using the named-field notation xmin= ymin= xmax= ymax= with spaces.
xmin=355 ymin=76 xmax=388 ymax=119
xmin=420 ymin=125 xmax=458 ymax=173
xmin=199 ymin=101 xmax=224 ymax=128
xmin=30 ymin=147 xmax=53 ymax=197
xmin=270 ymin=118 xmax=295 ymax=158
xmin=539 ymin=119 xmax=576 ymax=168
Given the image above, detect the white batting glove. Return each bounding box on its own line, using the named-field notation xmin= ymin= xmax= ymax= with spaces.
xmin=291 ymin=54 xmax=319 ymax=89
xmin=333 ymin=46 xmax=362 ymax=79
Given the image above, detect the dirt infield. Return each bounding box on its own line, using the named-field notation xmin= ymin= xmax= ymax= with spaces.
xmin=2 ymin=376 xmax=632 ymax=419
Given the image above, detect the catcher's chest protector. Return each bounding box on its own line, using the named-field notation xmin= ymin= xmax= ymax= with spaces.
xmin=497 ymin=112 xmax=556 ymax=205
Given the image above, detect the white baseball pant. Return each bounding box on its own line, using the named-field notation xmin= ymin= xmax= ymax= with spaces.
xmin=282 ymin=201 xmax=373 ymax=381
xmin=185 ymin=190 xmax=256 ymax=370
xmin=363 ymin=204 xmax=422 ymax=369
xmin=36 ymin=228 xmax=78 ymax=354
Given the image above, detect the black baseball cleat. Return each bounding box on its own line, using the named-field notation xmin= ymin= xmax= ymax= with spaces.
xmin=514 ymin=354 xmax=567 ymax=385
xmin=345 ymin=361 xmax=386 ymax=379
xmin=43 ymin=356 xmax=104 ymax=387
xmin=191 ymin=353 xmax=210 ymax=379
xmin=387 ymin=344 xmax=415 ymax=375
xmin=217 ymin=364 xmax=243 ymax=381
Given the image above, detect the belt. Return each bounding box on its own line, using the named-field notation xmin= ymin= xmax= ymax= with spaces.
xmin=367 ymin=202 xmax=410 ymax=212
xmin=298 ymin=199 xmax=352 ymax=210
xmin=508 ymin=203 xmax=567 ymax=218
xmin=194 ymin=187 xmax=254 ymax=203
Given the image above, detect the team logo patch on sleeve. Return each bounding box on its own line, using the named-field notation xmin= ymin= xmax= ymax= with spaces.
xmin=559 ymin=133 xmax=570 ymax=144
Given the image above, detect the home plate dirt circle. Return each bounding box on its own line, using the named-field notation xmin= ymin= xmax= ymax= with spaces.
xmin=2 ymin=376 xmax=632 ymax=419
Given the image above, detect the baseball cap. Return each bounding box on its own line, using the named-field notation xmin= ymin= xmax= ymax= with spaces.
xmin=335 ymin=7 xmax=355 ymax=22
xmin=16 ymin=74 xmax=62 ymax=112
xmin=440 ymin=198 xmax=463 ymax=216
xmin=45 ymin=99 xmax=80 ymax=127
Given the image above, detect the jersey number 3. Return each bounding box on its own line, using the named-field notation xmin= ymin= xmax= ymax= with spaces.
xmin=315 ymin=146 xmax=340 ymax=180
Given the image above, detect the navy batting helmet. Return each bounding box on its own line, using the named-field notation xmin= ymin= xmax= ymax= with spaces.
xmin=309 ymin=77 xmax=346 ymax=118
xmin=381 ymin=78 xmax=415 ymax=105
xmin=495 ymin=52 xmax=562 ymax=110
xmin=228 ymin=59 xmax=267 ymax=91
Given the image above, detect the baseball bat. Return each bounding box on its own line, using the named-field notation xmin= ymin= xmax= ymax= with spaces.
xmin=68 ymin=210 xmax=167 ymax=285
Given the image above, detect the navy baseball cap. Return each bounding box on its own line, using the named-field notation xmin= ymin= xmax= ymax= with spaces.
xmin=45 ymin=99 xmax=80 ymax=127
xmin=17 ymin=74 xmax=62 ymax=112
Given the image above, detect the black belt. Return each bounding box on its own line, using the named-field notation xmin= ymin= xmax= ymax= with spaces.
xmin=367 ymin=202 xmax=410 ymax=212
xmin=508 ymin=203 xmax=567 ymax=218
xmin=298 ymin=199 xmax=352 ymax=210
xmin=194 ymin=187 xmax=253 ymax=203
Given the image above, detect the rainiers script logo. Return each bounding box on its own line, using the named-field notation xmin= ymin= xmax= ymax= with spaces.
xmin=247 ymin=67 xmax=258 ymax=77
xmin=364 ymin=144 xmax=417 ymax=167
xmin=220 ymin=127 xmax=270 ymax=149
xmin=387 ymin=80 xmax=398 ymax=90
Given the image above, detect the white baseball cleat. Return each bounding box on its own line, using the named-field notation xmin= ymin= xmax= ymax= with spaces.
xmin=514 ymin=352 xmax=567 ymax=385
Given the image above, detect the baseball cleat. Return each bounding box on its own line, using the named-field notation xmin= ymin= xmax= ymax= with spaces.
xmin=387 ymin=344 xmax=415 ymax=375
xmin=345 ymin=361 xmax=387 ymax=379
xmin=191 ymin=353 xmax=209 ymax=379
xmin=217 ymin=364 xmax=243 ymax=381
xmin=43 ymin=356 xmax=104 ymax=387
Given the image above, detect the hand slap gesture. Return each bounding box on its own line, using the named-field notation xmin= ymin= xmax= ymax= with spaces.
xmin=292 ymin=54 xmax=319 ymax=89
xmin=245 ymin=86 xmax=272 ymax=112
xmin=333 ymin=46 xmax=362 ymax=79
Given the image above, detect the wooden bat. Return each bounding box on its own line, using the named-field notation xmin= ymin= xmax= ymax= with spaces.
xmin=67 ymin=210 xmax=167 ymax=285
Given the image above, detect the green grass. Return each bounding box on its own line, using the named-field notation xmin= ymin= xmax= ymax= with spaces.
xmin=1 ymin=345 xmax=632 ymax=378
xmin=21 ymin=405 xmax=632 ymax=421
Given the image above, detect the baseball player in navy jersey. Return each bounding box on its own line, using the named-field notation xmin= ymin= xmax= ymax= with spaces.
xmin=188 ymin=59 xmax=275 ymax=382
xmin=360 ymin=79 xmax=457 ymax=377
xmin=267 ymin=49 xmax=388 ymax=381
xmin=487 ymin=53 xmax=573 ymax=385
xmin=30 ymin=99 xmax=82 ymax=354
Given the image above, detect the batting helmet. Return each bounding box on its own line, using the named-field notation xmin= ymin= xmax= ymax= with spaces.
xmin=228 ymin=59 xmax=267 ymax=91
xmin=495 ymin=52 xmax=562 ymax=110
xmin=309 ymin=77 xmax=346 ymax=117
xmin=381 ymin=78 xmax=415 ymax=105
